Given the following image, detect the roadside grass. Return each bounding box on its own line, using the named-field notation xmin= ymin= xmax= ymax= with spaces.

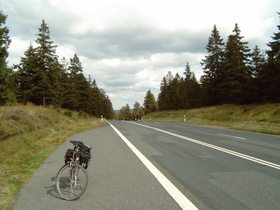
xmin=143 ymin=104 xmax=280 ymax=135
xmin=0 ymin=105 xmax=104 ymax=210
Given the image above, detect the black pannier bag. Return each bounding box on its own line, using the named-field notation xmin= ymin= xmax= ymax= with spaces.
xmin=79 ymin=144 xmax=91 ymax=169
xmin=64 ymin=142 xmax=91 ymax=169
xmin=64 ymin=149 xmax=74 ymax=165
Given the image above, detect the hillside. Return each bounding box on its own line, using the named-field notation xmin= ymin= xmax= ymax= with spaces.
xmin=142 ymin=104 xmax=280 ymax=135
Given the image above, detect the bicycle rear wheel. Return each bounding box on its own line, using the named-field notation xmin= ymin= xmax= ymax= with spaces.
xmin=55 ymin=164 xmax=88 ymax=200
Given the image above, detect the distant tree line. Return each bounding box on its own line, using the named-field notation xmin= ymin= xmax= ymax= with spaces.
xmin=0 ymin=12 xmax=114 ymax=118
xmin=118 ymin=102 xmax=145 ymax=120
xmin=118 ymin=90 xmax=157 ymax=120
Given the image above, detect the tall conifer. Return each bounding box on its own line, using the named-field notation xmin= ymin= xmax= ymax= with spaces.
xmin=183 ymin=62 xmax=201 ymax=108
xmin=16 ymin=44 xmax=38 ymax=104
xmin=144 ymin=89 xmax=157 ymax=113
xmin=260 ymin=13 xmax=280 ymax=102
xmin=16 ymin=20 xmax=62 ymax=106
xmin=0 ymin=11 xmax=15 ymax=105
xmin=34 ymin=20 xmax=62 ymax=106
xmin=201 ymin=25 xmax=225 ymax=105
xmin=248 ymin=45 xmax=266 ymax=103
xmin=222 ymin=24 xmax=251 ymax=104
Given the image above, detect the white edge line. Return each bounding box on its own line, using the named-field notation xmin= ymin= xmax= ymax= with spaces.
xmin=107 ymin=121 xmax=198 ymax=210
xmin=130 ymin=122 xmax=280 ymax=170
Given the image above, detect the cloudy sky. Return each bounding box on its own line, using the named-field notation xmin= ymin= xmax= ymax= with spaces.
xmin=2 ymin=0 xmax=279 ymax=110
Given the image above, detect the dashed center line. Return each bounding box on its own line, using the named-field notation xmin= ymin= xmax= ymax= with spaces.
xmin=218 ymin=133 xmax=246 ymax=140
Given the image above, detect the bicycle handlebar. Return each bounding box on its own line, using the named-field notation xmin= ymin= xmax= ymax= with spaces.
xmin=70 ymin=140 xmax=92 ymax=150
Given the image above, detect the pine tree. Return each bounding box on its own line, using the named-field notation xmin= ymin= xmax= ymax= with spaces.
xmin=13 ymin=19 xmax=114 ymax=115
xmin=119 ymin=106 xmax=126 ymax=120
xmin=34 ymin=20 xmax=62 ymax=106
xmin=259 ymin=13 xmax=280 ymax=102
xmin=132 ymin=101 xmax=141 ymax=120
xmin=158 ymin=76 xmax=168 ymax=110
xmin=62 ymin=53 xmax=91 ymax=112
xmin=86 ymin=78 xmax=114 ymax=119
xmin=0 ymin=11 xmax=15 ymax=105
xmin=124 ymin=104 xmax=131 ymax=120
xmin=158 ymin=63 xmax=201 ymax=110
xmin=182 ymin=62 xmax=192 ymax=108
xmin=104 ymin=95 xmax=114 ymax=119
xmin=99 ymin=88 xmax=114 ymax=119
xmin=59 ymin=56 xmax=71 ymax=108
xmin=249 ymin=46 xmax=266 ymax=78
xmin=222 ymin=23 xmax=251 ymax=104
xmin=16 ymin=44 xmax=38 ymax=104
xmin=169 ymin=73 xmax=181 ymax=110
xmin=267 ymin=13 xmax=280 ymax=61
xmin=248 ymin=45 xmax=266 ymax=103
xmin=201 ymin=25 xmax=225 ymax=78
xmin=183 ymin=62 xmax=201 ymax=108
xmin=88 ymin=79 xmax=102 ymax=116
xmin=16 ymin=20 xmax=62 ymax=106
xmin=143 ymin=89 xmax=157 ymax=113
xmin=67 ymin=53 xmax=83 ymax=110
xmin=0 ymin=11 xmax=10 ymax=70
xmin=119 ymin=104 xmax=130 ymax=120
xmin=158 ymin=71 xmax=173 ymax=110
xmin=201 ymin=25 xmax=225 ymax=105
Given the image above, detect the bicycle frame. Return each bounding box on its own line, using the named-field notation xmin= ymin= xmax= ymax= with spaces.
xmin=70 ymin=146 xmax=80 ymax=166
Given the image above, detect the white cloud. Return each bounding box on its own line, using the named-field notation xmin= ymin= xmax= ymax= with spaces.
xmin=7 ymin=38 xmax=30 ymax=66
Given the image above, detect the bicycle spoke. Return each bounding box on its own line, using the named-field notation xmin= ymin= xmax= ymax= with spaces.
xmin=56 ymin=164 xmax=88 ymax=200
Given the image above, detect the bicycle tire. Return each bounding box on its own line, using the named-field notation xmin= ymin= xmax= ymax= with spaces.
xmin=55 ymin=164 xmax=88 ymax=200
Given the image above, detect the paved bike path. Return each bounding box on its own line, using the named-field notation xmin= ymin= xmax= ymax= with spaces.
xmin=9 ymin=123 xmax=181 ymax=210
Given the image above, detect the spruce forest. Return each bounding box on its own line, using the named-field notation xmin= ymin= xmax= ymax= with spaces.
xmin=0 ymin=12 xmax=114 ymax=119
xmin=157 ymin=19 xmax=280 ymax=111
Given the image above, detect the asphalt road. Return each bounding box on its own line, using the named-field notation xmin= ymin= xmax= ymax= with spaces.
xmin=10 ymin=121 xmax=280 ymax=210
xmin=9 ymin=122 xmax=181 ymax=210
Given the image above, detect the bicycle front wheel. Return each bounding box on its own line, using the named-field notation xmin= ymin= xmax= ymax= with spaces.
xmin=55 ymin=164 xmax=88 ymax=200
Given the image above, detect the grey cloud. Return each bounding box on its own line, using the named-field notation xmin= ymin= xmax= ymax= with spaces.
xmin=4 ymin=1 xmax=208 ymax=61
xmin=104 ymin=80 xmax=135 ymax=89
xmin=58 ymin=26 xmax=208 ymax=60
